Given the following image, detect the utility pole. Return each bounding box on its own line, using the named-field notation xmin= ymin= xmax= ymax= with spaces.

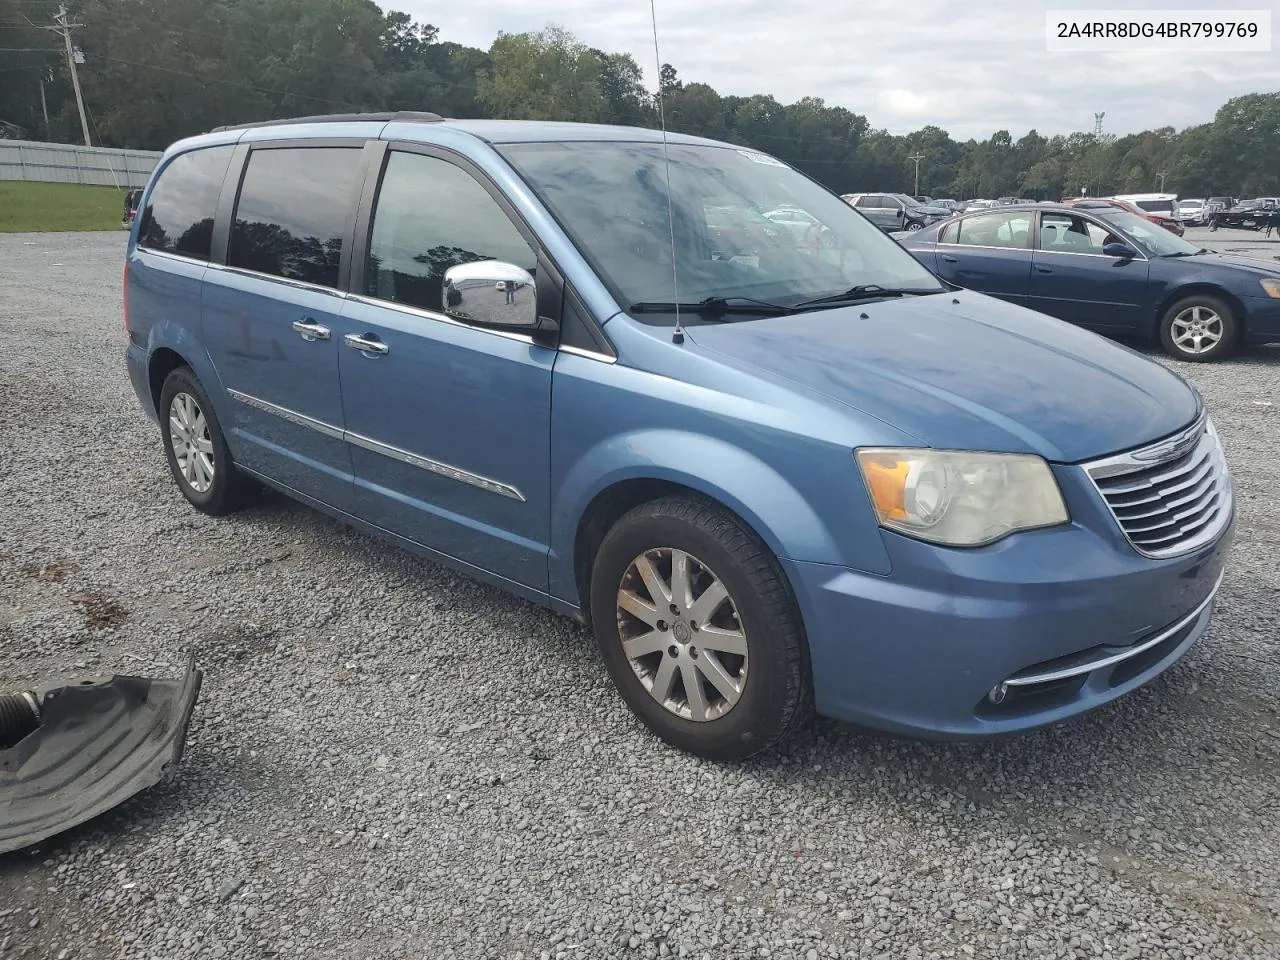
xmin=42 ymin=5 xmax=91 ymax=146
xmin=1093 ymin=112 xmax=1105 ymax=137
xmin=908 ymin=152 xmax=924 ymax=197
xmin=1156 ymin=170 xmax=1168 ymax=191
xmin=38 ymin=72 xmax=50 ymax=137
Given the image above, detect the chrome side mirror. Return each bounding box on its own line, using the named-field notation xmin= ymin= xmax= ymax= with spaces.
xmin=442 ymin=260 xmax=537 ymax=329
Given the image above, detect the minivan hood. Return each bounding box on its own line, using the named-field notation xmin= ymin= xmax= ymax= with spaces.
xmin=686 ymin=292 xmax=1200 ymax=463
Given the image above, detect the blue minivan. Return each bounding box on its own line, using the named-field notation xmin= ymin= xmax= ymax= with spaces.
xmin=124 ymin=112 xmax=1234 ymax=759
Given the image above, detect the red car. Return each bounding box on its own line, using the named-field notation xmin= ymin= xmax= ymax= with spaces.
xmin=1061 ymin=197 xmax=1185 ymax=236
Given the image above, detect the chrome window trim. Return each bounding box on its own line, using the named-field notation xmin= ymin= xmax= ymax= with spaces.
xmin=934 ymin=241 xmax=1031 ymax=253
xmin=1001 ymin=568 xmax=1223 ymax=689
xmin=1031 ymin=247 xmax=1150 ymax=262
xmin=135 ymin=246 xmax=212 ymax=267
xmin=227 ymin=389 xmax=525 ymax=501
xmin=205 ymin=260 xmax=349 ymax=299
xmin=345 ymin=293 xmax=537 ymax=346
xmin=559 ymin=344 xmax=618 ymax=364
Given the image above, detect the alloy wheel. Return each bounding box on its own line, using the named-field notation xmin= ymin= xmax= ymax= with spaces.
xmin=168 ymin=392 xmax=215 ymax=493
xmin=1170 ymin=305 xmax=1224 ymax=356
xmin=615 ymin=547 xmax=748 ymax=722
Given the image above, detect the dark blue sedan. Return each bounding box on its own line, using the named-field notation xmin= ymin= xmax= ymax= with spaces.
xmin=900 ymin=203 xmax=1280 ymax=361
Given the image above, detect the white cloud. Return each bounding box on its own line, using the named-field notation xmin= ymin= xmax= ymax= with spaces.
xmin=400 ymin=0 xmax=1279 ymax=140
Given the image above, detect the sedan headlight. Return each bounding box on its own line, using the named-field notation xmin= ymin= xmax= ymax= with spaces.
xmin=1260 ymin=278 xmax=1280 ymax=299
xmin=855 ymin=448 xmax=1069 ymax=547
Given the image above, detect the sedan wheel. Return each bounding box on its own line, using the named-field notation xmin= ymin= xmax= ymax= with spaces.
xmin=616 ymin=547 xmax=748 ymax=723
xmin=1159 ymin=294 xmax=1237 ymax=362
xmin=905 ymin=220 xmax=924 ymax=231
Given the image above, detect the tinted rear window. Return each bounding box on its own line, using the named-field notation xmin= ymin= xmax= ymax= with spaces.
xmin=138 ymin=146 xmax=234 ymax=261
xmin=228 ymin=146 xmax=364 ymax=289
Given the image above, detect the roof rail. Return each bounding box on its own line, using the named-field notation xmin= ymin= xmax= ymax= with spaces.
xmin=211 ymin=111 xmax=444 ymax=133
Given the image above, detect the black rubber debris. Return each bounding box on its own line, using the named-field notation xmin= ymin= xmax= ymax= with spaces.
xmin=0 ymin=657 xmax=202 ymax=855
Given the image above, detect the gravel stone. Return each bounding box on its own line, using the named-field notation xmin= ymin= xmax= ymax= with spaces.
xmin=1 ymin=230 xmax=1279 ymax=959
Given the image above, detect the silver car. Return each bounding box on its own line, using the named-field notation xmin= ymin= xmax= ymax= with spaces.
xmin=842 ymin=193 xmax=951 ymax=232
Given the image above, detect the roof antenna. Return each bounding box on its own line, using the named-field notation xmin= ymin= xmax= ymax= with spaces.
xmin=648 ymin=0 xmax=684 ymax=345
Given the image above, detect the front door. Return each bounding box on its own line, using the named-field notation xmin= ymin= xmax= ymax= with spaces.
xmin=201 ymin=144 xmax=367 ymax=509
xmin=855 ymin=194 xmax=904 ymax=230
xmin=933 ymin=210 xmax=1034 ymax=305
xmin=338 ymin=148 xmax=555 ymax=590
xmin=1028 ymin=212 xmax=1150 ymax=330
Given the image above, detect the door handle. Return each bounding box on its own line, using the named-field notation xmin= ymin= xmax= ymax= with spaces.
xmin=940 ymin=255 xmax=958 ymax=263
xmin=292 ymin=318 xmax=331 ymax=341
xmin=1035 ymin=266 xmax=1053 ymax=273
xmin=344 ymin=333 xmax=389 ymax=355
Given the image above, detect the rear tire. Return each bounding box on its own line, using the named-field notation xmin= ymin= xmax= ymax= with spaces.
xmin=158 ymin=367 xmax=256 ymax=515
xmin=1158 ymin=294 xmax=1237 ymax=363
xmin=589 ymin=495 xmax=813 ymax=761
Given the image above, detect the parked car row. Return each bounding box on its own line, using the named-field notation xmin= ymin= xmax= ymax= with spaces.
xmin=899 ymin=202 xmax=1280 ymax=362
xmin=1209 ymin=197 xmax=1280 ymax=230
xmin=126 ymin=115 xmax=1243 ymax=760
xmin=1063 ymin=196 xmax=1185 ymax=237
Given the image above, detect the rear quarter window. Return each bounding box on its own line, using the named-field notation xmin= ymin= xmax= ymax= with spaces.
xmin=138 ymin=146 xmax=235 ymax=261
xmin=228 ymin=146 xmax=365 ymax=289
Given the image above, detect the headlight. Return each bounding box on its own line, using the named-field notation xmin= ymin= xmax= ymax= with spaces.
xmin=1260 ymin=278 xmax=1280 ymax=299
xmin=855 ymin=448 xmax=1069 ymax=547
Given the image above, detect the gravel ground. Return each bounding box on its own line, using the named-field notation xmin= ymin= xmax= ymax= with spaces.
xmin=2 ymin=231 xmax=1279 ymax=960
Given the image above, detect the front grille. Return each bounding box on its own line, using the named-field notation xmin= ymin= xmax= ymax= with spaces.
xmin=1085 ymin=415 xmax=1232 ymax=558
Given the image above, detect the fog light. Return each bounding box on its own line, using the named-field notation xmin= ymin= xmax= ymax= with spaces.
xmin=987 ymin=683 xmax=1008 ymax=705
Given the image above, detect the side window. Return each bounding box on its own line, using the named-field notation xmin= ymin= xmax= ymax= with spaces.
xmin=938 ymin=220 xmax=958 ymax=244
xmin=228 ymin=147 xmax=364 ymax=289
xmin=883 ymin=196 xmax=903 ymax=210
xmin=1040 ymin=213 xmax=1108 ymax=254
xmin=138 ymin=145 xmax=234 ymax=261
xmin=956 ymin=212 xmax=1031 ymax=248
xmin=854 ymin=195 xmax=875 ymax=208
xmin=364 ymin=151 xmax=535 ymax=314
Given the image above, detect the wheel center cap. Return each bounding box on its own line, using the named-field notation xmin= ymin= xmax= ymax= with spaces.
xmin=672 ymin=621 xmax=691 ymax=643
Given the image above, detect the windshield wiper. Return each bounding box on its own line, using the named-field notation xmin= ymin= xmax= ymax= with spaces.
xmin=628 ymin=296 xmax=795 ymax=316
xmin=791 ymin=284 xmax=940 ymax=309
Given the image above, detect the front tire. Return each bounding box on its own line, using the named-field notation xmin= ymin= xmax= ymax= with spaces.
xmin=159 ymin=367 xmax=256 ymax=515
xmin=905 ymin=220 xmax=924 ymax=231
xmin=589 ymin=495 xmax=813 ymax=761
xmin=1158 ymin=294 xmax=1237 ymax=362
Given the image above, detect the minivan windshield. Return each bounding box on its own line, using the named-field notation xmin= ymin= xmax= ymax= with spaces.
xmin=499 ymin=141 xmax=944 ymax=318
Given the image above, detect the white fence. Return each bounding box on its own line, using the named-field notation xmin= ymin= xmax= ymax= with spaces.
xmin=0 ymin=139 xmax=161 ymax=188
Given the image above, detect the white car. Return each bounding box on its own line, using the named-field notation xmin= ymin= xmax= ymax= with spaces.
xmin=1176 ymin=199 xmax=1206 ymax=226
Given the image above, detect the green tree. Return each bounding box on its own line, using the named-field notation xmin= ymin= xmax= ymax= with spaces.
xmin=477 ymin=25 xmax=605 ymax=122
xmin=592 ymin=50 xmax=652 ymax=127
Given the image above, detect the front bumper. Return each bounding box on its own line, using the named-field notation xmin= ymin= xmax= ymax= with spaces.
xmin=784 ymin=499 xmax=1234 ymax=739
xmin=1242 ymin=295 xmax=1280 ymax=344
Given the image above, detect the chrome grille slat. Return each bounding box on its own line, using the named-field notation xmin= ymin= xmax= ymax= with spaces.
xmin=1084 ymin=416 xmax=1232 ymax=559
xmin=1100 ymin=444 xmax=1211 ymax=494
xmin=1124 ymin=486 xmax=1221 ymax=534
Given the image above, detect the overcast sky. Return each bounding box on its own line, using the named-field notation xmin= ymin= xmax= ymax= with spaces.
xmin=401 ymin=0 xmax=1278 ymax=141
